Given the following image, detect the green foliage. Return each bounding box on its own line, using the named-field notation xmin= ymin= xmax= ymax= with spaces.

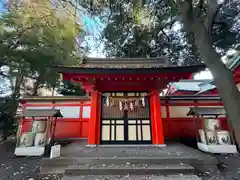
xmin=58 ymin=80 xmax=86 ymax=96
xmin=0 ymin=0 xmax=85 ymax=136
xmin=0 ymin=0 xmax=82 ymax=87
xmin=78 ymin=0 xmax=239 ymax=65
xmin=0 ymin=97 xmax=18 ymax=139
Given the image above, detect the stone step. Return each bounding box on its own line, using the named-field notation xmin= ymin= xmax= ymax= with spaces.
xmin=41 ymin=156 xmax=198 ymax=166
xmin=61 ymin=175 xmax=201 ymax=180
xmin=64 ymin=164 xmax=196 ymax=176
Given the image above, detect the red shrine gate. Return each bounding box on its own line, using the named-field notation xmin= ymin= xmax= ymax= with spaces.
xmin=52 ymin=57 xmax=206 ymax=145
xmin=101 ymin=92 xmax=152 ymax=144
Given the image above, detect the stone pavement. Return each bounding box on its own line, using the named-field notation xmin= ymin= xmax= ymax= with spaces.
xmin=41 ymin=140 xmax=219 ymax=180
xmin=2 ymin=140 xmax=240 ymax=180
xmin=61 ymin=175 xmax=201 ymax=180
xmin=58 ymin=140 xmax=217 ymax=161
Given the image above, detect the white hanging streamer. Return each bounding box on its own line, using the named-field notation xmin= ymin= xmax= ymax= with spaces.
xmin=98 ymin=91 xmax=155 ymax=111
xmin=124 ymin=102 xmax=128 ymax=110
xmin=106 ymin=97 xmax=110 ymax=107
xmin=130 ymin=102 xmax=134 ymax=111
xmin=135 ymin=99 xmax=139 ymax=107
xmin=119 ymin=101 xmax=123 ymax=111
xmin=141 ymin=97 xmax=145 ymax=107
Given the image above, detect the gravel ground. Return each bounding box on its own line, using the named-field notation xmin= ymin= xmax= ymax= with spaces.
xmin=1 ymin=140 xmax=240 ymax=180
xmin=0 ymin=141 xmax=63 ymax=180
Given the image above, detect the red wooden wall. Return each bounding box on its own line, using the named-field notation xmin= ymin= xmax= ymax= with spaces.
xmin=160 ymin=98 xmax=229 ymax=139
xmin=20 ymin=97 xmax=229 ymax=141
xmin=21 ymin=100 xmax=91 ymax=139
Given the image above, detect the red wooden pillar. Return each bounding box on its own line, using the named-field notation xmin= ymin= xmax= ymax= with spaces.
xmin=188 ymin=74 xmax=193 ymax=79
xmin=150 ymin=90 xmax=164 ymax=144
xmin=88 ymin=91 xmax=100 ymax=145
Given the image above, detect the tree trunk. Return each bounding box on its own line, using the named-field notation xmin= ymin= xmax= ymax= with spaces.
xmin=32 ymin=75 xmax=41 ymax=96
xmin=10 ymin=67 xmax=24 ymax=116
xmin=194 ymin=24 xmax=240 ymax=149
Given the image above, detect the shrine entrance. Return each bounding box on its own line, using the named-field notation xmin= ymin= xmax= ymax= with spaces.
xmin=100 ymin=92 xmax=152 ymax=144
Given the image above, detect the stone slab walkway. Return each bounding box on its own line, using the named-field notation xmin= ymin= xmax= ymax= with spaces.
xmin=61 ymin=175 xmax=201 ymax=180
xmin=59 ymin=140 xmax=216 ymax=163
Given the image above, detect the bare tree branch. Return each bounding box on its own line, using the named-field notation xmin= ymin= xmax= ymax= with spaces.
xmin=0 ymin=71 xmax=9 ymax=78
xmin=160 ymin=28 xmax=170 ymax=42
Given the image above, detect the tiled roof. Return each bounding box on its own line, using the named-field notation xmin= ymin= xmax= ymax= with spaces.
xmin=196 ymin=84 xmax=216 ymax=94
xmin=187 ymin=107 xmax=226 ymax=116
xmin=227 ymin=51 xmax=240 ymax=70
xmin=169 ymin=80 xmax=208 ymax=92
xmin=21 ymin=96 xmax=90 ymax=101
xmin=52 ymin=58 xmax=206 ymax=74
xmin=168 ymin=80 xmax=216 ymax=93
xmin=78 ymin=57 xmax=169 ymax=69
xmin=19 ymin=109 xmax=63 ymax=117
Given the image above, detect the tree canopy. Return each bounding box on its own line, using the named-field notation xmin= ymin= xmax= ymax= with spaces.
xmin=95 ymin=0 xmax=239 ymax=65
xmin=0 ymin=0 xmax=82 ymax=96
xmin=0 ymin=0 xmax=84 ymax=138
xmin=69 ymin=0 xmax=240 ymax=148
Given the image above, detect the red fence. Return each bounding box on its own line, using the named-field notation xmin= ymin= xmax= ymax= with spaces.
xmin=21 ymin=101 xmax=91 ymax=139
xmin=20 ymin=97 xmax=229 ymax=141
xmin=160 ymin=98 xmax=228 ymax=139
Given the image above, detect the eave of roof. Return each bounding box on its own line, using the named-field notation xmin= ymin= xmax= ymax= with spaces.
xmin=195 ymin=84 xmax=216 ymax=95
xmin=52 ymin=64 xmax=206 ymax=75
xmin=187 ymin=107 xmax=225 ymax=116
xmin=19 ymin=109 xmax=63 ymax=117
xmin=80 ymin=57 xmax=168 ymax=68
xmin=228 ymin=51 xmax=240 ymax=70
xmin=198 ymin=80 xmax=214 ymax=86
xmin=169 ymin=81 xmax=202 ymax=91
xmin=21 ymin=96 xmax=90 ymax=102
xmin=178 ymin=79 xmax=212 ymax=83
xmin=160 ymin=95 xmax=221 ymax=100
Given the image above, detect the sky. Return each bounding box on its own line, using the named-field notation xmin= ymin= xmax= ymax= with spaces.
xmin=78 ymin=8 xmax=105 ymax=57
xmin=194 ymin=70 xmax=213 ymax=80
xmin=0 ymin=1 xmax=7 ymax=14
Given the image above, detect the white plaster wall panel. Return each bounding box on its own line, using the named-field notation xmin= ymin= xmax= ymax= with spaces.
xmin=82 ymin=106 xmax=91 ymax=118
xmin=26 ymin=106 xmax=53 ymax=109
xmin=55 ymin=101 xmax=82 ymax=104
xmin=25 ymin=102 xmax=53 ymax=105
xmin=169 ymin=106 xmax=194 ymax=118
xmin=54 ymin=106 xmax=80 ymax=118
xmin=161 ymin=106 xmax=167 ymax=118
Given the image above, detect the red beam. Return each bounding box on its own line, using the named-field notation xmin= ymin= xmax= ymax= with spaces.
xmin=161 ymin=103 xmax=223 ymax=106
